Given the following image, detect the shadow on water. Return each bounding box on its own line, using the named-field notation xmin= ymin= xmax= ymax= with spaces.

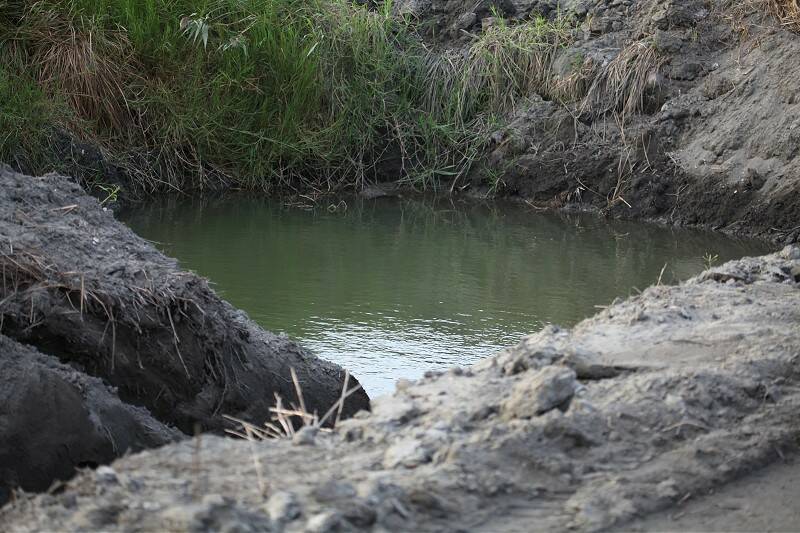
xmin=121 ymin=194 xmax=772 ymax=397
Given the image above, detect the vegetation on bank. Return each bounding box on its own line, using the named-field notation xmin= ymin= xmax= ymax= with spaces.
xmin=765 ymin=0 xmax=800 ymax=31
xmin=0 ymin=0 xmax=576 ymax=193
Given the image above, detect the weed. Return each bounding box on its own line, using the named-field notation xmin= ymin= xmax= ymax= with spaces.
xmin=97 ymin=184 xmax=121 ymax=205
xmin=703 ymin=252 xmax=720 ymax=270
xmin=0 ymin=65 xmax=61 ymax=170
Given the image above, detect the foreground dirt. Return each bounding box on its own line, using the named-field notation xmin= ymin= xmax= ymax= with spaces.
xmin=3 ymin=246 xmax=798 ymax=532
xmin=625 ymin=457 xmax=800 ymax=532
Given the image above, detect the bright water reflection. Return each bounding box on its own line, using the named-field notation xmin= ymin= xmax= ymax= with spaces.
xmin=122 ymin=195 xmax=771 ymax=397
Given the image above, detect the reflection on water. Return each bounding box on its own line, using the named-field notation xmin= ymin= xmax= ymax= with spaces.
xmin=121 ymin=195 xmax=771 ymax=397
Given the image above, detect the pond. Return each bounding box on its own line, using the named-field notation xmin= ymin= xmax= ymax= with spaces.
xmin=121 ymin=195 xmax=771 ymax=397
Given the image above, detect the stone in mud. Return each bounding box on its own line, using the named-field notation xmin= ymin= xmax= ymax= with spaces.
xmin=265 ymin=491 xmax=302 ymax=523
xmin=501 ymin=366 xmax=577 ymax=420
xmin=306 ymin=511 xmax=344 ymax=533
xmin=383 ymin=438 xmax=433 ymax=468
xmin=0 ymin=168 xmax=369 ymax=435
xmin=0 ymin=334 xmax=181 ymax=505
xmin=158 ymin=494 xmax=272 ymax=532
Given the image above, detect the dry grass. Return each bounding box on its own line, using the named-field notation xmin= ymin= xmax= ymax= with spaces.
xmin=423 ymin=15 xmax=574 ymax=124
xmin=550 ymin=57 xmax=597 ymax=104
xmin=763 ymin=0 xmax=800 ymax=31
xmin=224 ymin=369 xmax=363 ymax=441
xmin=724 ymin=0 xmax=800 ymax=40
xmin=222 ymin=368 xmax=363 ymax=495
xmin=581 ymin=40 xmax=664 ymax=120
xmin=22 ymin=6 xmax=138 ymax=130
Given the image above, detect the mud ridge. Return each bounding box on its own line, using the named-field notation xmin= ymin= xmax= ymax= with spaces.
xmin=0 ymin=334 xmax=182 ymax=505
xmin=3 ymin=246 xmax=798 ymax=531
xmin=0 ymin=167 xmax=370 ymax=500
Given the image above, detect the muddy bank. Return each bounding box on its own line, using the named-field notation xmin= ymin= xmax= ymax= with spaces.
xmin=0 ymin=334 xmax=182 ymax=505
xmin=0 ymin=167 xmax=370 ymax=500
xmin=393 ymin=0 xmax=800 ymax=243
xmin=3 ymin=246 xmax=798 ymax=531
xmin=0 ymin=167 xmax=369 ymax=435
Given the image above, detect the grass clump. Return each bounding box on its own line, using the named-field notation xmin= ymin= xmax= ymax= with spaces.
xmin=581 ymin=40 xmax=664 ymax=120
xmin=764 ymin=0 xmax=800 ymax=31
xmin=0 ymin=65 xmax=62 ymax=170
xmin=0 ymin=0 xmax=578 ymax=192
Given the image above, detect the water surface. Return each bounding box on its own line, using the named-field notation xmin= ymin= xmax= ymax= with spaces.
xmin=122 ymin=196 xmax=770 ymax=397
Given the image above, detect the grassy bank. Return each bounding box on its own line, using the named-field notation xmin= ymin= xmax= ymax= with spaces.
xmin=0 ymin=0 xmax=575 ymax=193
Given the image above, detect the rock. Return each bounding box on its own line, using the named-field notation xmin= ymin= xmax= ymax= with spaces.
xmin=266 ymin=491 xmax=302 ymax=522
xmin=311 ymin=480 xmax=357 ymax=503
xmin=95 ymin=466 xmax=119 ymax=485
xmin=292 ymin=426 xmax=319 ymax=446
xmin=781 ymin=245 xmax=800 ymax=260
xmin=671 ymin=62 xmax=704 ymax=81
xmin=160 ymin=496 xmax=272 ymax=532
xmin=790 ymin=266 xmax=800 ymax=283
xmin=383 ymin=438 xmax=433 ymax=468
xmin=371 ymin=396 xmax=421 ymax=424
xmin=453 ymin=12 xmax=477 ymax=31
xmin=499 ymin=344 xmax=561 ymax=376
xmin=653 ymin=29 xmax=683 ymax=54
xmin=562 ymin=350 xmax=623 ymax=379
xmin=340 ymin=500 xmax=377 ymax=527
xmin=502 ymin=366 xmax=577 ymax=419
xmin=305 ymin=511 xmax=343 ymax=532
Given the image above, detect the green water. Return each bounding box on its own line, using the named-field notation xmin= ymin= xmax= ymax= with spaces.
xmin=121 ymin=196 xmax=771 ymax=397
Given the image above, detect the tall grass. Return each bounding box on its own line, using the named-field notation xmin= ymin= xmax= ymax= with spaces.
xmin=0 ymin=0 xmax=577 ymax=192
xmin=0 ymin=65 xmax=62 ymax=169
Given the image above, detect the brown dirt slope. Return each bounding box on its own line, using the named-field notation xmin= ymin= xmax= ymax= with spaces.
xmin=3 ymin=246 xmax=798 ymax=532
xmin=402 ymin=0 xmax=800 ymax=243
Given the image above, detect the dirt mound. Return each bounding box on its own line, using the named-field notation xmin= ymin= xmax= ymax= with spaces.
xmin=0 ymin=334 xmax=182 ymax=506
xmin=3 ymin=247 xmax=798 ymax=531
xmin=399 ymin=0 xmax=800 ymax=242
xmin=0 ymin=167 xmax=370 ymax=434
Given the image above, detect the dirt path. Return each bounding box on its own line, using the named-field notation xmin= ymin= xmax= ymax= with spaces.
xmin=625 ymin=458 xmax=800 ymax=532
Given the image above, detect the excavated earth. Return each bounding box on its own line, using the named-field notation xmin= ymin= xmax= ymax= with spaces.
xmin=2 ymin=246 xmax=799 ymax=531
xmin=0 ymin=167 xmax=369 ymax=503
xmin=394 ymin=0 xmax=800 ymax=244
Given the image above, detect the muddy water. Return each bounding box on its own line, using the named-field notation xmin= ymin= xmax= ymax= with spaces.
xmin=121 ymin=196 xmax=770 ymax=397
